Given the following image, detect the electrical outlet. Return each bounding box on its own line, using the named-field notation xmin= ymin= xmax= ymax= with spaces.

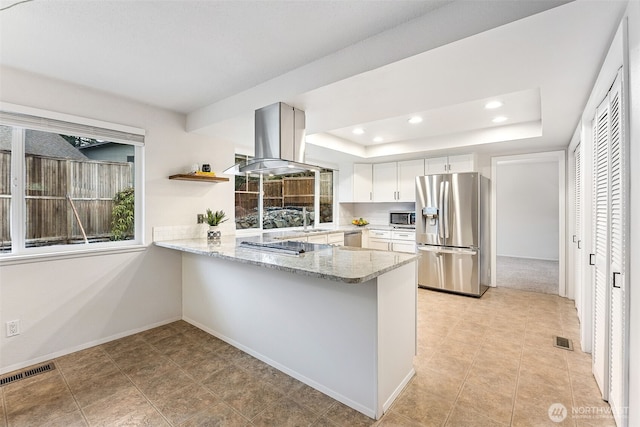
xmin=6 ymin=320 xmax=20 ymax=337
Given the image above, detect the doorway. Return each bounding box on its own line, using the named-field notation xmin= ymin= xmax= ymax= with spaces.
xmin=490 ymin=151 xmax=566 ymax=296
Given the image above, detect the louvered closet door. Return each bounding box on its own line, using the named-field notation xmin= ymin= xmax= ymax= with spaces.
xmin=608 ymin=71 xmax=628 ymax=426
xmin=574 ymin=144 xmax=582 ymax=318
xmin=592 ymin=94 xmax=610 ymax=400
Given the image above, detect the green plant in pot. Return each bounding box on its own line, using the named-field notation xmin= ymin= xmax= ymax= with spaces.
xmin=206 ymin=209 xmax=227 ymax=240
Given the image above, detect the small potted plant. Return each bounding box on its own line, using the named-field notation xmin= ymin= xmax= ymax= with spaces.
xmin=206 ymin=209 xmax=227 ymax=240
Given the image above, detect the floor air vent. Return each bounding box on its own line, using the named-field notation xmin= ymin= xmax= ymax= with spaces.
xmin=553 ymin=335 xmax=574 ymax=351
xmin=0 ymin=362 xmax=56 ymax=387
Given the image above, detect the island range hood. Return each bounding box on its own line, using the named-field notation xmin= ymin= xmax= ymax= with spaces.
xmin=223 ymin=102 xmax=324 ymax=176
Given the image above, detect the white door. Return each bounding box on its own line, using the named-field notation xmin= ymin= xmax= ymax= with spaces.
xmin=607 ymin=72 xmax=628 ymax=426
xmin=397 ymin=159 xmax=424 ymax=202
xmin=373 ymin=162 xmax=397 ymax=202
xmin=573 ymin=144 xmax=583 ymax=318
xmin=592 ymin=94 xmax=610 ymax=400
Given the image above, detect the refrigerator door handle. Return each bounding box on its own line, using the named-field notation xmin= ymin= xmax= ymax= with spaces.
xmin=443 ymin=180 xmax=450 ymax=239
xmin=417 ymin=246 xmax=477 ymax=255
xmin=438 ymin=181 xmax=445 ymax=239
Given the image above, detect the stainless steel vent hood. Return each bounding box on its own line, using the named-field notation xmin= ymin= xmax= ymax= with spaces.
xmin=224 ymin=102 xmax=324 ymax=176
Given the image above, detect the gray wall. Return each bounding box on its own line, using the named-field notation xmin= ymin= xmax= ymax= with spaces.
xmin=496 ymin=160 xmax=559 ymax=260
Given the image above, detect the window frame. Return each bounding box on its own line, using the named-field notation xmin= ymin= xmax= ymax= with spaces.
xmin=0 ymin=103 xmax=145 ymax=260
xmin=233 ymin=153 xmax=337 ymax=234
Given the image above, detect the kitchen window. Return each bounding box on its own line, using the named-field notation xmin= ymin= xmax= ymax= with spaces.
xmin=0 ymin=107 xmax=144 ymax=257
xmin=234 ymin=155 xmax=334 ymax=230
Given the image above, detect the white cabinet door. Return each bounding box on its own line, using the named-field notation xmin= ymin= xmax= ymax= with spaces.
xmin=448 ymin=154 xmax=476 ymax=173
xmin=397 ymin=159 xmax=424 ymax=202
xmin=373 ymin=162 xmax=397 ymax=202
xmin=353 ymin=164 xmax=373 ymax=202
xmin=425 ymin=157 xmax=448 ymax=174
xmin=327 ymin=232 xmax=344 ymax=246
xmin=425 ymin=155 xmax=475 ymax=174
xmin=390 ymin=241 xmax=415 ymax=253
xmin=368 ymin=239 xmax=390 ymax=251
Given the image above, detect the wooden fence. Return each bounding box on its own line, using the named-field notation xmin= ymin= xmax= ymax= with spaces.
xmin=1 ymin=151 xmax=133 ymax=248
xmin=234 ymin=172 xmax=333 ymax=223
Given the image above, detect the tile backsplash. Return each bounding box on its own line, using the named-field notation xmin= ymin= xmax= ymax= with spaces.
xmin=339 ymin=202 xmax=415 ymax=227
xmin=153 ymin=224 xmax=208 ymax=241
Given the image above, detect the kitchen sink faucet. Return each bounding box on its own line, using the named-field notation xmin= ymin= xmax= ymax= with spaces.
xmin=303 ymin=206 xmax=308 ymax=231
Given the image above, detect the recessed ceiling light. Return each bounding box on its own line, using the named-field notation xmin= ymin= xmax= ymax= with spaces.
xmin=408 ymin=116 xmax=423 ymax=124
xmin=485 ymin=101 xmax=503 ymax=109
xmin=373 ymin=137 xmax=384 ymax=143
xmin=352 ymin=128 xmax=365 ymax=135
xmin=492 ymin=116 xmax=508 ymax=123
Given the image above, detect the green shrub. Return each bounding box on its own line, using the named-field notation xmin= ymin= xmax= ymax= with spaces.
xmin=111 ymin=187 xmax=134 ymax=240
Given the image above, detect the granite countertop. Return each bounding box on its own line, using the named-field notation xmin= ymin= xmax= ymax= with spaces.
xmin=154 ymin=235 xmax=417 ymax=284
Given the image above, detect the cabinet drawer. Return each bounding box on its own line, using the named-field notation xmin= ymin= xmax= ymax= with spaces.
xmin=307 ymin=234 xmax=328 ymax=244
xmin=391 ymin=230 xmax=415 ymax=241
xmin=368 ymin=229 xmax=391 ymax=239
xmin=327 ymin=232 xmax=344 ymax=245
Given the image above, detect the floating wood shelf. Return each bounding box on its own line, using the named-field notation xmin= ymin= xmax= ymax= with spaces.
xmin=168 ymin=174 xmax=229 ymax=182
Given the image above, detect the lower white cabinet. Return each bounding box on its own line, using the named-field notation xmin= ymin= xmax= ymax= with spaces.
xmin=365 ymin=229 xmax=416 ymax=253
xmin=327 ymin=232 xmax=345 ymax=246
xmin=307 ymin=234 xmax=328 ymax=244
xmin=286 ymin=232 xmax=344 ymax=245
xmin=390 ymin=230 xmax=416 ymax=253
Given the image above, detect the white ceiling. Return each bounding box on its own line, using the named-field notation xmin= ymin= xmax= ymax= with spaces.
xmin=0 ymin=0 xmax=629 ymax=165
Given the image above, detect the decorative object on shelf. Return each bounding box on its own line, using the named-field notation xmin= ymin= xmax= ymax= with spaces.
xmin=202 ymin=164 xmax=211 ymax=172
xmin=206 ymin=209 xmax=227 ymax=240
xmin=168 ymin=174 xmax=229 ymax=182
xmin=352 ymin=218 xmax=369 ymax=226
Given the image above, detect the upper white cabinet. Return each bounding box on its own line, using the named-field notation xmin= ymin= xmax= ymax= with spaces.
xmin=372 ymin=159 xmax=424 ymax=202
xmin=347 ymin=155 xmax=474 ymax=202
xmin=353 ymin=163 xmax=373 ymax=202
xmin=372 ymin=162 xmax=397 ymax=202
xmin=397 ymin=159 xmax=425 ymax=202
xmin=425 ymin=154 xmax=476 ymax=174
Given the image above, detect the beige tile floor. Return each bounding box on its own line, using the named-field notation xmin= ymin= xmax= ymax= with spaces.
xmin=0 ymin=287 xmax=616 ymax=426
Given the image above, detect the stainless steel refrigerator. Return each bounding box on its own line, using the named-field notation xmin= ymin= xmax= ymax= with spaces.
xmin=415 ymin=172 xmax=490 ymax=297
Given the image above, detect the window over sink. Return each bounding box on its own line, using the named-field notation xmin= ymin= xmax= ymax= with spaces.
xmin=234 ymin=154 xmax=334 ymax=231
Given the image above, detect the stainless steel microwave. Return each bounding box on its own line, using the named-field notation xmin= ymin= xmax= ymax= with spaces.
xmin=389 ymin=211 xmax=416 ymax=228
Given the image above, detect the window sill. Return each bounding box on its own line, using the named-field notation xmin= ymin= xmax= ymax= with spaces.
xmin=0 ymin=244 xmax=148 ymax=266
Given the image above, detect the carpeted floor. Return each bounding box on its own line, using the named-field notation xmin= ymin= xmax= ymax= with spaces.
xmin=496 ymin=256 xmax=559 ymax=295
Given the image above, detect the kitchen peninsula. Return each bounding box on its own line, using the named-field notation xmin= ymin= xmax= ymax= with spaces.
xmin=156 ymin=235 xmax=417 ymax=419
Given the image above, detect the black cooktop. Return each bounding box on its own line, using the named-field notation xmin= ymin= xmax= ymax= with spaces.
xmin=239 ymin=240 xmax=332 ymax=255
